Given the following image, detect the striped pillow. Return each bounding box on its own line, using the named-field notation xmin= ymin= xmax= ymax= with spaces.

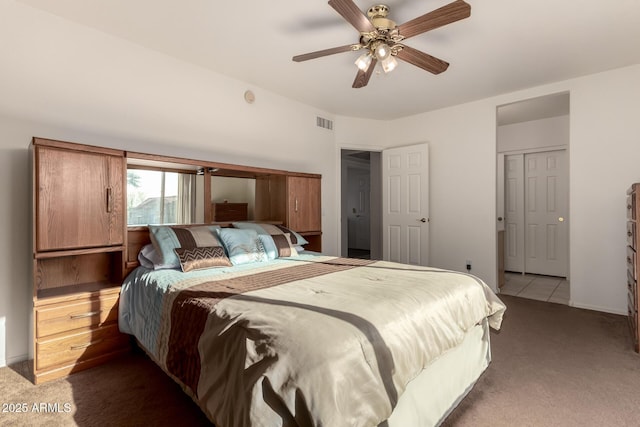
xmin=260 ymin=233 xmax=299 ymax=259
xmin=148 ymin=225 xmax=231 ymax=271
xmin=232 ymin=222 xmax=309 ymax=247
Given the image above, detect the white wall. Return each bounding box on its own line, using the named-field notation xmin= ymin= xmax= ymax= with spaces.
xmin=0 ymin=2 xmax=338 ymax=367
xmin=386 ymin=64 xmax=640 ymax=316
xmin=497 ymin=115 xmax=570 ymax=153
xmin=388 ymin=102 xmax=499 ymax=282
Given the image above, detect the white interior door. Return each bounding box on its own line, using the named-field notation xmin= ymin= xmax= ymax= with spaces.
xmin=505 ymin=154 xmax=525 ymax=272
xmin=382 ymin=143 xmax=429 ymax=266
xmin=524 ymin=150 xmax=568 ymax=276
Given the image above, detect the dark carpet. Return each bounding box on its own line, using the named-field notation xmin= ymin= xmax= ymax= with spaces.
xmin=2 ymin=295 xmax=639 ymax=426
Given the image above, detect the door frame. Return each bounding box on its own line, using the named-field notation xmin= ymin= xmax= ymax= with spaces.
xmin=339 ymin=147 xmax=383 ymax=259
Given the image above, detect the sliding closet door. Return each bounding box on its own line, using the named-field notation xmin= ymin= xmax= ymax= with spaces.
xmin=505 ymin=150 xmax=568 ymax=277
xmin=505 ymin=154 xmax=525 ymax=272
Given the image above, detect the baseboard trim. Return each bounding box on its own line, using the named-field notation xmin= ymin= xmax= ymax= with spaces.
xmin=569 ymin=301 xmax=626 ymax=316
xmin=0 ymin=353 xmax=28 ymax=369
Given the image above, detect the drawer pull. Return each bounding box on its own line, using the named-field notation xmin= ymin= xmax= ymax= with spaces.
xmin=70 ymin=310 xmax=102 ymax=320
xmin=71 ymin=339 xmax=103 ymax=351
xmin=629 ymin=231 xmax=634 ymax=237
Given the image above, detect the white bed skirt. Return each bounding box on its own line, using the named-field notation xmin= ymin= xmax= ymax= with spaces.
xmin=384 ymin=319 xmax=491 ymax=427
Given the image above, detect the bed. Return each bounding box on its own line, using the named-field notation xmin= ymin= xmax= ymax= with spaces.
xmin=118 ymin=224 xmax=505 ymax=426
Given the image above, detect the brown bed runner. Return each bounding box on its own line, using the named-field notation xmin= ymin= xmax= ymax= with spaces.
xmin=166 ymin=258 xmax=374 ymax=394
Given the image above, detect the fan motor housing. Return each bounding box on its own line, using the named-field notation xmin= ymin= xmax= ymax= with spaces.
xmin=368 ymin=4 xmax=396 ymax=30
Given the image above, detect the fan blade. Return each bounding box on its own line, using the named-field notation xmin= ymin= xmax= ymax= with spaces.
xmin=395 ymin=46 xmax=449 ymax=74
xmin=398 ymin=0 xmax=471 ymax=40
xmin=328 ymin=0 xmax=375 ymax=33
xmin=352 ymin=58 xmax=377 ymax=88
xmin=293 ymin=44 xmax=357 ymax=62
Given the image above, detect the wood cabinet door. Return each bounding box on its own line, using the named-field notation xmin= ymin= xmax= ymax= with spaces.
xmin=36 ymin=146 xmax=124 ymax=251
xmin=287 ymin=176 xmax=321 ymax=232
xmin=255 ymin=175 xmax=286 ymax=223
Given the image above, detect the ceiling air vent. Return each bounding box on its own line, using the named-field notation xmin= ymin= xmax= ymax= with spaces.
xmin=316 ymin=116 xmax=333 ymax=130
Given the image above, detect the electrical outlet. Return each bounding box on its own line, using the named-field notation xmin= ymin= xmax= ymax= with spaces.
xmin=466 ymin=260 xmax=472 ymax=271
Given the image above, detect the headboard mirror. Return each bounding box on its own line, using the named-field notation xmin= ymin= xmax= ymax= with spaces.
xmin=125 ymin=151 xmax=292 ymax=229
xmin=124 ymin=151 xmax=285 ymax=272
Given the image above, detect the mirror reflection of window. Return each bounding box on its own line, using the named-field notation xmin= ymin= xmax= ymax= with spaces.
xmin=127 ymin=169 xmax=197 ymax=226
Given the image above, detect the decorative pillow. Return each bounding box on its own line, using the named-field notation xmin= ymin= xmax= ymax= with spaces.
xmin=174 ymin=245 xmax=232 ymax=272
xmin=148 ymin=225 xmax=228 ymax=271
xmin=217 ymin=228 xmax=268 ymax=265
xmin=258 ymin=235 xmax=278 ymax=261
xmin=232 ymin=222 xmax=309 ymax=247
xmin=259 ymin=233 xmax=299 ymax=259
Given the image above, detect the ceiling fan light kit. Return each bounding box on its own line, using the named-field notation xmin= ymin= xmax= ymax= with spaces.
xmin=355 ymin=52 xmax=372 ymax=71
xmin=293 ymin=0 xmax=471 ymax=88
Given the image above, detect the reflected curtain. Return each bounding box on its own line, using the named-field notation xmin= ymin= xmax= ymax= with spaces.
xmin=177 ymin=174 xmax=197 ymax=224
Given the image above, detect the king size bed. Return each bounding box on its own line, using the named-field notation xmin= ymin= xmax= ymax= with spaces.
xmin=118 ymin=224 xmax=505 ymax=426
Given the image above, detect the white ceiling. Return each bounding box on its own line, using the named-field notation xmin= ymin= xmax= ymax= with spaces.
xmin=15 ymin=0 xmax=640 ymax=121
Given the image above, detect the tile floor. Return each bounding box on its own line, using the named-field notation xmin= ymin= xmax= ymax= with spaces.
xmin=500 ymin=272 xmax=570 ymax=305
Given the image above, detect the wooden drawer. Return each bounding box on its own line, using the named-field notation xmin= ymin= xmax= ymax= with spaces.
xmin=212 ymin=202 xmax=248 ymax=222
xmin=36 ymin=294 xmax=119 ymax=338
xmin=627 ymin=246 xmax=637 ymax=280
xmin=36 ymin=324 xmax=128 ymax=371
xmin=628 ymin=221 xmax=637 ymax=250
xmin=628 ymin=194 xmax=636 ymax=220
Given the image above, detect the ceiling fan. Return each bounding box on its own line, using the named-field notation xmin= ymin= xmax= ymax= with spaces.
xmin=292 ymin=0 xmax=471 ymax=88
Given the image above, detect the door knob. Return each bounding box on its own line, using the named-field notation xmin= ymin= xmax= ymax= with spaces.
xmin=497 ymin=217 xmax=503 ymax=221
xmin=419 ymin=218 xmax=427 ymax=223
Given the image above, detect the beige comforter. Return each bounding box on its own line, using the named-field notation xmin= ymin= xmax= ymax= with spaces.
xmin=130 ymin=256 xmax=505 ymax=426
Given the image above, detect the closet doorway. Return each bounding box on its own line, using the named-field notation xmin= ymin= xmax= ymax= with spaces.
xmin=496 ymin=93 xmax=570 ymax=304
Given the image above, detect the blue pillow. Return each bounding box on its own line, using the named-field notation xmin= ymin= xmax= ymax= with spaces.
xmin=217 ymin=228 xmax=268 ymax=265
